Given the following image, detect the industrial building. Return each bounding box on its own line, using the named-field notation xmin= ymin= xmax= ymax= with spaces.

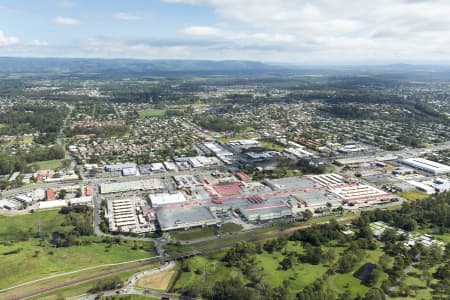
xmin=238 ymin=203 xmax=292 ymax=222
xmin=330 ymin=184 xmax=393 ymax=203
xmin=104 ymin=163 xmax=137 ymax=172
xmin=100 ymin=179 xmax=164 ymax=194
xmin=400 ymin=157 xmax=450 ymax=175
xmin=156 ymin=206 xmax=219 ymax=231
xmin=69 ymin=196 xmax=93 ymax=206
xmin=149 ymin=192 xmax=187 ymax=207
xmin=293 ymin=190 xmax=342 ymax=209
xmin=108 ymin=199 xmax=137 ymax=232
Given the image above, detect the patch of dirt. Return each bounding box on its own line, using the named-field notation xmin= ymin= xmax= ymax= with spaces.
xmin=136 ymin=271 xmax=175 ymax=291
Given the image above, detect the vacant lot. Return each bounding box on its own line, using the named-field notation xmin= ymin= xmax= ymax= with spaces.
xmin=399 ymin=190 xmax=429 ymax=201
xmin=137 ymin=270 xmax=175 ymax=291
xmin=138 ymin=109 xmax=166 ymax=117
xmin=0 ymin=210 xmax=155 ymax=289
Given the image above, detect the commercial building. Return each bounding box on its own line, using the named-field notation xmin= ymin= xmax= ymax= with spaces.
xmin=39 ymin=200 xmax=67 ymax=210
xmin=121 ymin=167 xmax=138 ymax=176
xmin=14 ymin=194 xmax=33 ymax=203
xmin=400 ymin=157 xmax=450 ymax=175
xmin=108 ymin=199 xmax=137 ymax=232
xmin=100 ymin=179 xmax=164 ymax=194
xmin=156 ymin=206 xmax=219 ymax=231
xmin=149 ymin=192 xmax=187 ymax=207
xmin=104 ymin=163 xmax=137 ymax=172
xmin=69 ymin=196 xmax=93 ymax=206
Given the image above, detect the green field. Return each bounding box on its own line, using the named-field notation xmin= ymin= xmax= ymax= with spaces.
xmin=30 ymin=264 xmax=158 ymax=300
xmin=172 ymin=241 xmax=345 ymax=297
xmin=32 ymin=159 xmax=64 ymax=170
xmin=138 ymin=109 xmax=166 ymax=117
xmin=170 ymin=223 xmax=243 ymax=241
xmin=259 ymin=140 xmax=286 ymax=151
xmin=0 ymin=210 xmax=156 ymax=289
xmin=398 ymin=190 xmax=429 ymax=201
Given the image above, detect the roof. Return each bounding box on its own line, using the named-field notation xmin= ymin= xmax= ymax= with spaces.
xmin=156 ymin=206 xmax=217 ymax=229
xmin=149 ymin=192 xmax=187 ymax=207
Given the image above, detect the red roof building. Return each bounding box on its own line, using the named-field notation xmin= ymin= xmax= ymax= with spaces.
xmin=46 ymin=188 xmax=56 ymax=200
xmin=85 ymin=185 xmax=94 ymax=196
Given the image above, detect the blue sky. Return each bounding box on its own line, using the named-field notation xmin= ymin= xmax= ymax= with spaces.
xmin=1 ymin=0 xmax=450 ymax=63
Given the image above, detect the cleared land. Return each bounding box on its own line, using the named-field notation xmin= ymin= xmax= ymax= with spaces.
xmin=170 ymin=223 xmax=243 ymax=241
xmin=399 ymin=190 xmax=429 ymax=201
xmin=0 ymin=210 xmax=155 ymax=289
xmin=137 ymin=270 xmax=175 ymax=291
xmin=33 ymin=159 xmax=64 ymax=170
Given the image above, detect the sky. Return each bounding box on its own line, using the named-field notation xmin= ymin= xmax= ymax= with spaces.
xmin=0 ymin=0 xmax=450 ymax=64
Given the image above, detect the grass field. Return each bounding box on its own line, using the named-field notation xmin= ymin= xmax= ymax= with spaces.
xmin=170 ymin=223 xmax=243 ymax=241
xmin=138 ymin=109 xmax=166 ymax=117
xmin=259 ymin=140 xmax=286 ymax=151
xmin=0 ymin=209 xmax=67 ymax=241
xmin=30 ymin=264 xmax=158 ymax=300
xmin=0 ymin=210 xmax=156 ymax=289
xmin=328 ymin=248 xmax=385 ymax=297
xmin=398 ymin=190 xmax=429 ymax=201
xmin=32 ymin=159 xmax=64 ymax=170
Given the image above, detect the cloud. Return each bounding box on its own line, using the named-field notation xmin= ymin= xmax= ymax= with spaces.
xmin=0 ymin=30 xmax=19 ymax=46
xmin=182 ymin=26 xmax=296 ymax=43
xmin=59 ymin=0 xmax=76 ymax=8
xmin=31 ymin=40 xmax=49 ymax=46
xmin=52 ymin=16 xmax=80 ymax=25
xmin=114 ymin=12 xmax=147 ymax=21
xmin=165 ymin=0 xmax=450 ymax=62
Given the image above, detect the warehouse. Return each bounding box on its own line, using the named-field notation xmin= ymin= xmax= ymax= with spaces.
xmin=264 ymin=177 xmax=317 ymax=191
xmin=104 ymin=163 xmax=137 ymax=172
xmin=238 ymin=203 xmax=292 ymax=222
xmin=156 ymin=206 xmax=219 ymax=231
xmin=149 ymin=192 xmax=187 ymax=207
xmin=400 ymin=157 xmax=450 ymax=175
xmin=293 ymin=190 xmax=342 ymax=209
xmin=307 ymin=174 xmax=347 ymax=187
xmin=39 ymin=200 xmax=67 ymax=210
xmin=14 ymin=194 xmax=33 ymax=203
xmin=121 ymin=167 xmax=138 ymax=176
xmin=100 ymin=179 xmax=164 ymax=194
xmin=108 ymin=198 xmax=137 ymax=232
xmin=330 ymin=184 xmax=393 ymax=203
xmin=69 ymin=196 xmax=93 ymax=206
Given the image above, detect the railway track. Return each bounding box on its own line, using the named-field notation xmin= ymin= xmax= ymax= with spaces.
xmin=3 ymin=215 xmax=358 ymax=299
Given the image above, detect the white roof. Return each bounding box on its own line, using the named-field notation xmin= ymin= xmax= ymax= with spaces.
xmin=39 ymin=200 xmax=67 ymax=209
xmin=69 ymin=196 xmax=93 ymax=205
xmin=149 ymin=192 xmax=187 ymax=207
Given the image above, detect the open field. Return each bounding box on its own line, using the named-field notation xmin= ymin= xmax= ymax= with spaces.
xmin=138 ymin=108 xmax=185 ymax=118
xmin=259 ymin=140 xmax=286 ymax=151
xmin=139 ymin=109 xmax=166 ymax=117
xmin=398 ymin=190 xmax=429 ymax=201
xmin=32 ymin=159 xmax=64 ymax=170
xmin=29 ymin=264 xmax=158 ymax=300
xmin=0 ymin=209 xmax=67 ymax=241
xmin=0 ymin=210 xmax=156 ymax=289
xmin=170 ymin=223 xmax=243 ymax=241
xmin=137 ymin=270 xmax=175 ymax=291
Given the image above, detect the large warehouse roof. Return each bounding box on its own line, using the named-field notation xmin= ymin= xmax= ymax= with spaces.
xmin=156 ymin=206 xmax=219 ymax=231
xmin=400 ymin=157 xmax=450 ymax=175
xmin=149 ymin=192 xmax=187 ymax=207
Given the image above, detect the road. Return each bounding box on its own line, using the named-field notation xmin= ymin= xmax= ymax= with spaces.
xmin=80 ymin=261 xmax=179 ymax=300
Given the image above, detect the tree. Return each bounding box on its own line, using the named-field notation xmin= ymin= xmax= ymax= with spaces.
xmin=364 ymin=288 xmax=385 ymax=300
xmin=303 ymin=209 xmax=313 ymax=221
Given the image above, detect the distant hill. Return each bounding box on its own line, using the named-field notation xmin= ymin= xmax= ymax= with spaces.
xmin=0 ymin=57 xmax=288 ymax=78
